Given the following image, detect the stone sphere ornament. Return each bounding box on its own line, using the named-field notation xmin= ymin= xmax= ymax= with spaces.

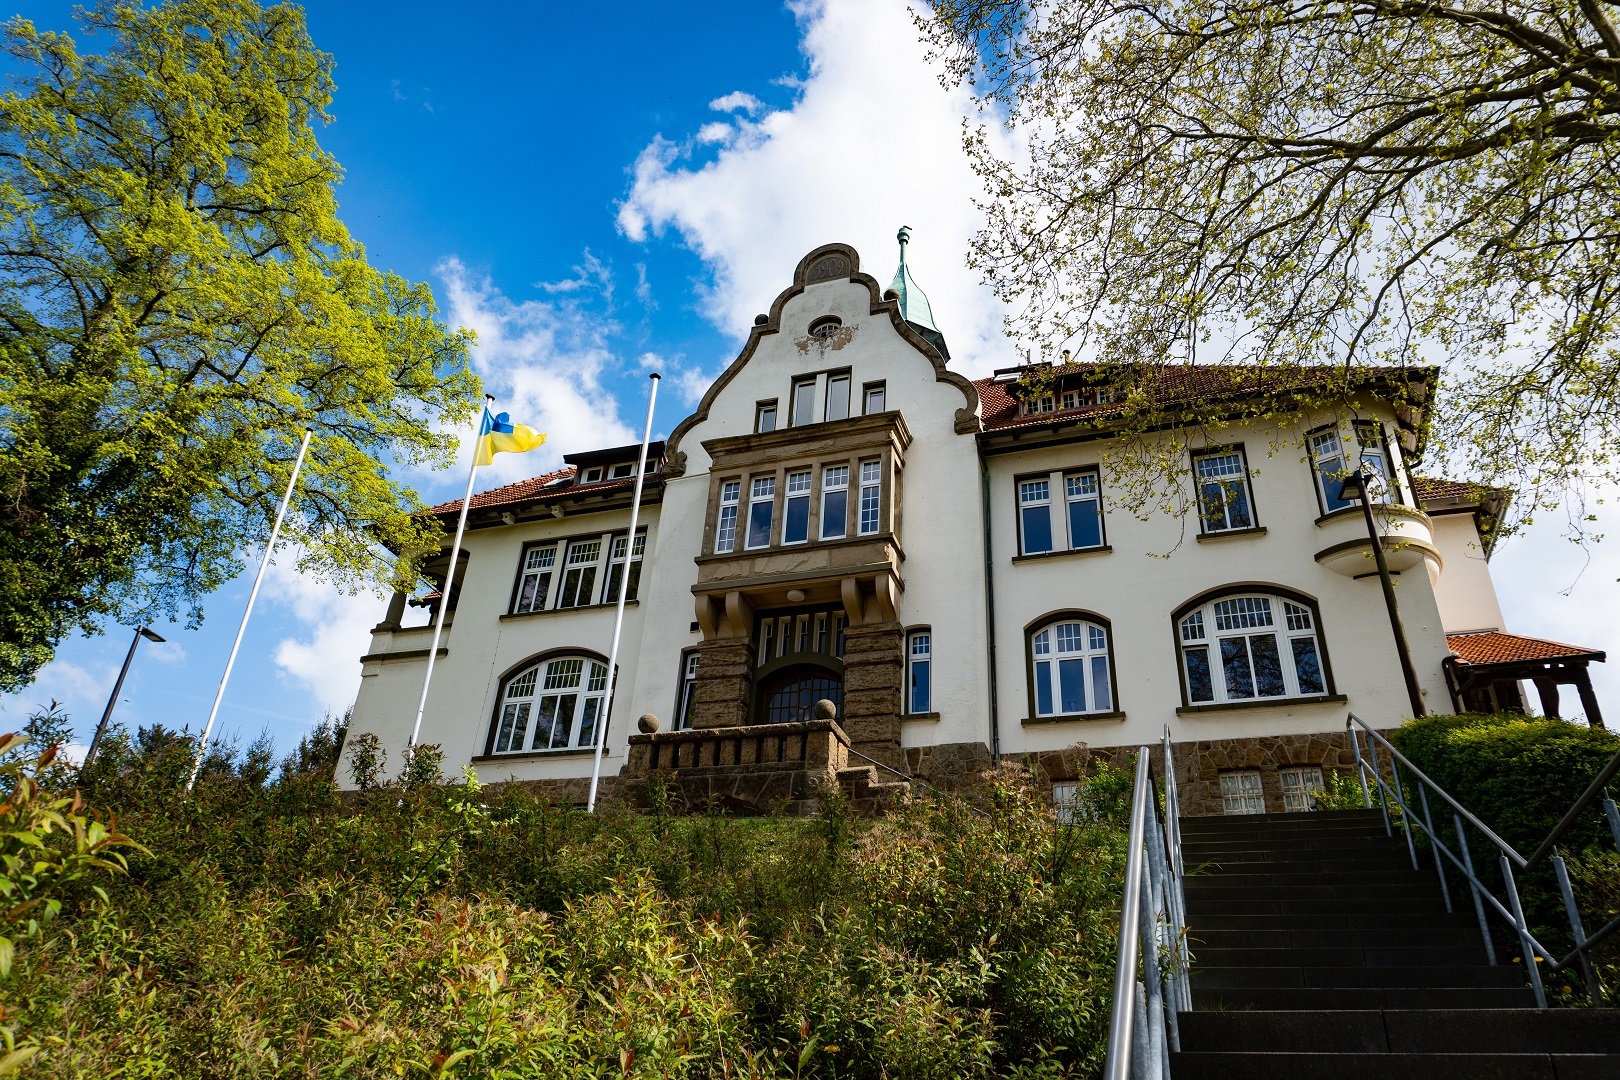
xmin=638 ymin=713 xmax=660 ymax=734
xmin=812 ymin=699 xmax=837 ymax=720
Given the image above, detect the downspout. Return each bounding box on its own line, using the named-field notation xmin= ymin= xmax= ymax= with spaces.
xmin=980 ymin=451 xmax=1002 ymax=762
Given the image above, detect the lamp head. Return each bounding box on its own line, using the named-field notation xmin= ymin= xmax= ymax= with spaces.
xmin=1336 ymin=466 xmax=1371 ymax=503
xmin=138 ymin=627 xmax=166 ymax=643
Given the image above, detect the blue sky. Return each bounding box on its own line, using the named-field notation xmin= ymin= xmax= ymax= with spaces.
xmin=3 ymin=0 xmax=1617 ymax=758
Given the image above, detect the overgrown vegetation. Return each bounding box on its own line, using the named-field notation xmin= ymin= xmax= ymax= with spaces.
xmin=0 ymin=713 xmax=1128 ymax=1078
xmin=1392 ymin=712 xmax=1620 ymax=1003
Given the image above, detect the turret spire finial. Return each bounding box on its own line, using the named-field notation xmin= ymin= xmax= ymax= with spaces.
xmin=888 ymin=226 xmax=949 ymax=360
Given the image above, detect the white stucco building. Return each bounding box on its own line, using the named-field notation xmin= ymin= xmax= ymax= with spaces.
xmin=343 ymin=238 xmax=1606 ymax=815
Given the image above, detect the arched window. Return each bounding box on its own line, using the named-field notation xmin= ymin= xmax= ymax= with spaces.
xmin=490 ymin=654 xmax=609 ymax=754
xmin=1178 ymin=593 xmax=1327 ymax=705
xmin=1030 ymin=617 xmax=1115 ymax=717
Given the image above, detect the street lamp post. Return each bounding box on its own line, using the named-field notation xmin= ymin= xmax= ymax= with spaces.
xmin=1337 ymin=466 xmax=1425 ymax=718
xmin=83 ymin=625 xmax=166 ymax=772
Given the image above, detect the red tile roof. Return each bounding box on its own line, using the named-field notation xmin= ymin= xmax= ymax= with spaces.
xmin=972 ymin=362 xmax=1425 ymax=432
xmin=1414 ymin=477 xmax=1491 ymax=505
xmin=423 ymin=467 xmax=658 ymax=517
xmin=1447 ymin=631 xmax=1605 ymax=667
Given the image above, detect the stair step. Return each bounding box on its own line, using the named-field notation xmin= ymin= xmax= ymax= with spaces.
xmin=1189 ymin=897 xmax=1452 ymax=917
xmin=1185 ymin=870 xmax=1433 ymax=889
xmin=1190 ymin=986 xmax=1537 ymax=1010
xmin=1185 ymin=883 xmax=1440 ymax=902
xmin=1177 ymin=1009 xmax=1620 ymax=1054
xmin=1184 ymin=838 xmax=1415 ymax=857
xmin=1190 ymin=927 xmax=1482 ymax=951
xmin=1190 ymin=912 xmax=1477 ymax=932
xmin=1180 ymin=809 xmax=1385 ymax=828
xmin=1169 ymin=1050 xmax=1610 ymax=1079
xmin=1190 ymin=965 xmax=1522 ymax=990
xmin=1193 ymin=945 xmax=1487 ymax=968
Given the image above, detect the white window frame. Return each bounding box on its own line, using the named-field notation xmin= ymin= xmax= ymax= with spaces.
xmin=1018 ymin=477 xmax=1054 ymax=555
xmin=715 ymin=480 xmax=741 ymax=554
xmin=557 ymin=538 xmax=603 ymax=609
xmin=582 ymin=466 xmax=603 ymax=484
xmin=821 ymin=465 xmax=849 ymax=540
xmin=1193 ymin=448 xmax=1256 ymax=534
xmin=858 ymin=460 xmax=882 ymax=535
xmin=604 ymin=531 xmax=646 ymax=604
xmin=1031 ymin=618 xmax=1115 ymax=717
xmin=491 ymin=655 xmax=609 ymax=755
xmin=756 ymin=400 xmax=778 ymax=433
xmin=675 ymin=650 xmax=700 ymax=731
xmin=1309 ymin=421 xmax=1397 ymax=515
xmin=790 ymin=377 xmax=818 ymax=426
xmin=907 ymin=629 xmax=932 ymax=715
xmin=825 ymin=372 xmax=851 ymax=422
xmin=745 ymin=475 xmax=776 ymax=550
xmin=1220 ymin=770 xmax=1265 ymax=815
xmin=863 ymin=382 xmax=886 ymax=414
xmin=1022 ymin=393 xmax=1056 ymax=416
xmin=1064 ymin=469 xmax=1105 ymax=549
xmin=609 ymin=461 xmax=635 ymax=480
xmin=1053 ymin=781 xmax=1081 ymax=825
xmin=1178 ymin=593 xmax=1328 ymax=705
xmin=782 ymin=469 xmax=812 ymax=545
xmin=1280 ymin=766 xmax=1325 ymax=812
xmin=512 ymin=543 xmax=557 ymax=614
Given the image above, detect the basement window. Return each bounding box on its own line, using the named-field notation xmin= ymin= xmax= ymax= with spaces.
xmin=1280 ymin=766 xmax=1325 ymax=813
xmin=1219 ymin=770 xmax=1265 ymax=815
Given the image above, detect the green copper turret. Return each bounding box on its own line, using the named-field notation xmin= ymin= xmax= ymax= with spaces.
xmin=889 ymin=226 xmax=950 ymax=360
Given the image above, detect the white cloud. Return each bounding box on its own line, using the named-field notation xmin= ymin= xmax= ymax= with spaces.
xmin=262 ymin=555 xmax=379 ymax=721
xmin=437 ymin=257 xmax=637 ymax=484
xmin=709 ymin=91 xmax=765 ymax=114
xmin=617 ymin=0 xmax=1020 ymax=378
xmin=696 ymin=122 xmax=734 ymax=145
xmin=0 ymin=658 xmax=114 ymax=729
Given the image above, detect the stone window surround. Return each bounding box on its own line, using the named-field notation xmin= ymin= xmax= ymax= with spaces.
xmin=699 ymin=412 xmax=910 ymax=559
xmin=1170 ymin=583 xmax=1338 ymax=709
xmin=506 ymin=526 xmax=648 ymax=615
xmin=1022 ymin=608 xmax=1123 ymax=723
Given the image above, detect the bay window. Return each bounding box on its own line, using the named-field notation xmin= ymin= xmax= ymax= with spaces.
xmin=783 ymin=469 xmax=812 ymax=544
xmin=745 ymin=476 xmax=775 ymax=549
xmin=1178 ymin=593 xmax=1328 ymax=705
xmin=1031 ymin=617 xmax=1115 ymax=717
xmin=1310 ymin=421 xmax=1398 ymax=514
xmin=715 ymin=480 xmax=741 ymax=554
xmin=858 ymin=460 xmax=882 ymax=535
xmin=821 ymin=465 xmax=849 ymax=539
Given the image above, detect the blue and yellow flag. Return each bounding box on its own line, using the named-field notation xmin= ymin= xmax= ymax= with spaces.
xmin=474 ymin=408 xmax=546 ymax=466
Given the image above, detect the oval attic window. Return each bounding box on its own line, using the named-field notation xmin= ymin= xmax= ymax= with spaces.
xmin=809 ymin=315 xmax=842 ymax=339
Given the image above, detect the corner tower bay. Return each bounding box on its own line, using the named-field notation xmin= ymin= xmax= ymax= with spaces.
xmin=344 ymin=239 xmax=1605 ymax=814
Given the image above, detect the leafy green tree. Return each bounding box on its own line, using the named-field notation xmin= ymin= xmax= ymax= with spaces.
xmin=0 ymin=0 xmax=477 ymax=692
xmin=923 ymin=0 xmax=1620 ymax=521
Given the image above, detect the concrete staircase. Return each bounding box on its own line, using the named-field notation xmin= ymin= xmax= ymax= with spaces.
xmin=1169 ymin=809 xmax=1620 ymax=1078
xmin=835 ymin=764 xmax=910 ymax=815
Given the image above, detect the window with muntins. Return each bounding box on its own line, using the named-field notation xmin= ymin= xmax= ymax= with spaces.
xmin=1179 ymin=593 xmax=1327 ymax=705
xmin=746 ymin=476 xmax=776 ymax=549
xmin=557 ymin=539 xmax=602 ymax=608
xmin=1194 ymin=449 xmax=1255 ymax=533
xmin=1310 ymin=422 xmax=1397 ymax=514
xmin=858 ymin=460 xmax=882 ymax=535
xmin=715 ymin=481 xmax=741 ymax=554
xmin=604 ymin=532 xmax=646 ymax=604
xmin=491 ymin=655 xmax=609 ymax=754
xmin=821 ymin=465 xmax=849 ymax=539
xmin=783 ymin=469 xmax=812 ymax=544
xmin=1281 ymin=766 xmax=1325 ymax=812
xmin=907 ymin=630 xmax=932 ymax=714
xmin=1020 ymin=478 xmax=1054 ymax=554
xmin=1220 ymin=770 xmax=1265 ymax=815
xmin=1019 ymin=468 xmax=1108 ymax=555
xmin=675 ymin=651 xmax=699 ymax=731
xmin=513 ymin=544 xmax=557 ymax=613
xmin=1031 ymin=619 xmax=1114 ymax=717
xmin=1065 ymin=471 xmax=1104 ymax=549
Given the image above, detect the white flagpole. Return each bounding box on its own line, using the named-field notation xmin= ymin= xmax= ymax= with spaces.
xmin=188 ymin=428 xmax=313 ymax=791
xmin=588 ymin=373 xmax=659 ymax=812
xmin=408 ymin=394 xmax=492 ymax=751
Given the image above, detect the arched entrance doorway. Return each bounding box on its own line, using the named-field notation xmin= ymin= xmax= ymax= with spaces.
xmin=756 ymin=663 xmax=843 ymax=724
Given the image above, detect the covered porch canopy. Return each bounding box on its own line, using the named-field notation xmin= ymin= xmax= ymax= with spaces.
xmin=1444 ymin=630 xmax=1607 ymax=729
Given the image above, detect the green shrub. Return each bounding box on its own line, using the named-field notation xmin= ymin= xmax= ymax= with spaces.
xmin=4 ymin=748 xmax=1126 ymax=1078
xmin=1393 ymin=712 xmax=1620 ymax=857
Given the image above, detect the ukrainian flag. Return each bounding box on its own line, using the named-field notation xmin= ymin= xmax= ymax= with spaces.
xmin=474 ymin=408 xmax=546 ymax=466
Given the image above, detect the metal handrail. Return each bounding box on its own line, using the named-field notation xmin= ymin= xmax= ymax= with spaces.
xmin=1347 ymin=712 xmax=1617 ymax=1007
xmin=1524 ymin=748 xmax=1620 ymax=871
xmin=1102 ymin=734 xmax=1189 ymax=1080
